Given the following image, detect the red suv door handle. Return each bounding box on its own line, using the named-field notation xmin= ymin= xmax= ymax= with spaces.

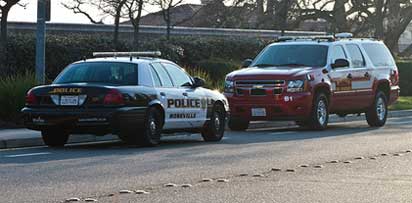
xmin=347 ymin=73 xmax=353 ymax=79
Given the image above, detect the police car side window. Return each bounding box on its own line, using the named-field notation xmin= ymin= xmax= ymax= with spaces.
xmin=346 ymin=44 xmax=366 ymax=68
xmin=151 ymin=63 xmax=173 ymax=87
xmin=162 ymin=63 xmax=193 ymax=87
xmin=149 ymin=65 xmax=162 ymax=87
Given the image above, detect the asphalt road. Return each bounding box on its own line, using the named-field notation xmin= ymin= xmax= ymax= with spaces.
xmin=1 ymin=116 xmax=412 ymax=203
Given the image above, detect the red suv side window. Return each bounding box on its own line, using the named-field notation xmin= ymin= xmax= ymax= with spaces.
xmin=346 ymin=44 xmax=366 ymax=68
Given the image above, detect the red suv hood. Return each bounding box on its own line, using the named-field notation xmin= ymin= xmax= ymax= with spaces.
xmin=226 ymin=66 xmax=313 ymax=80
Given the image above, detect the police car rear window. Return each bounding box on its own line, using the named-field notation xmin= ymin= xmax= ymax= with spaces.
xmin=54 ymin=62 xmax=138 ymax=85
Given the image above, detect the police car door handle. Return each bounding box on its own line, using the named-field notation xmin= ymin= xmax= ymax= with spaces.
xmin=182 ymin=92 xmax=188 ymax=97
xmin=347 ymin=73 xmax=352 ymax=79
xmin=160 ymin=92 xmax=166 ymax=97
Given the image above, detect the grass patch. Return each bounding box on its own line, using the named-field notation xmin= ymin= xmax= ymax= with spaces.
xmin=389 ymin=96 xmax=412 ymax=111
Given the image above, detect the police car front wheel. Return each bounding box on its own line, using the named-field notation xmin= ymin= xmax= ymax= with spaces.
xmin=201 ymin=104 xmax=226 ymax=142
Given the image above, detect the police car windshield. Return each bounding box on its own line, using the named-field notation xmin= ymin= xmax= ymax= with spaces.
xmin=54 ymin=62 xmax=138 ymax=85
xmin=252 ymin=44 xmax=328 ymax=67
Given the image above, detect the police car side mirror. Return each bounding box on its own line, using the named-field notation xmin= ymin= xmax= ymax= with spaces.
xmin=193 ymin=77 xmax=205 ymax=88
xmin=331 ymin=59 xmax=349 ymax=69
xmin=242 ymin=59 xmax=253 ymax=68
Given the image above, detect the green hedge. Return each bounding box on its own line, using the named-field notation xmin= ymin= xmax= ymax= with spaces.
xmin=1 ymin=34 xmax=265 ymax=80
xmin=397 ymin=62 xmax=412 ymax=96
xmin=0 ymin=72 xmax=36 ymax=124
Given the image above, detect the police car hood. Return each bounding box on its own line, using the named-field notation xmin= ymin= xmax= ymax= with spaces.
xmin=226 ymin=66 xmax=313 ymax=80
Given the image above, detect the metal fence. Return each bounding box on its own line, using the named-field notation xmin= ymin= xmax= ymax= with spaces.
xmin=7 ymin=22 xmax=325 ymax=39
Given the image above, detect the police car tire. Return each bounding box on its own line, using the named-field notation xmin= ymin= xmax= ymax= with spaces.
xmin=201 ymin=104 xmax=226 ymax=142
xmin=308 ymin=93 xmax=329 ymax=130
xmin=41 ymin=128 xmax=69 ymax=147
xmin=366 ymin=91 xmax=388 ymax=127
xmin=228 ymin=117 xmax=250 ymax=131
xmin=118 ymin=107 xmax=162 ymax=147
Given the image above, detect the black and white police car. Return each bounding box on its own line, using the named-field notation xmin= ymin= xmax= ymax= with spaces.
xmin=22 ymin=52 xmax=229 ymax=147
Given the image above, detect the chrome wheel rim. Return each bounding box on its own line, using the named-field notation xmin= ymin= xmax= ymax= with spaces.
xmin=149 ymin=117 xmax=157 ymax=136
xmin=376 ymin=97 xmax=386 ymax=121
xmin=214 ymin=112 xmax=221 ymax=132
xmin=317 ymin=99 xmax=327 ymax=125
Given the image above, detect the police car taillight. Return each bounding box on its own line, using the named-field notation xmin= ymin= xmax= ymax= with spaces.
xmin=25 ymin=90 xmax=37 ymax=105
xmin=103 ymin=89 xmax=124 ymax=105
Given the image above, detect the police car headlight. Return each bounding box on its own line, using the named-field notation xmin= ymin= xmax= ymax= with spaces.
xmin=224 ymin=80 xmax=234 ymax=93
xmin=287 ymin=80 xmax=304 ymax=93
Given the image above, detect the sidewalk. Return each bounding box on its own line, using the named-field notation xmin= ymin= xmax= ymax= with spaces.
xmin=1 ymin=110 xmax=411 ymax=149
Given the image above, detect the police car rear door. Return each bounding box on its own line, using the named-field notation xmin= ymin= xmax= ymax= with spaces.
xmin=162 ymin=63 xmax=206 ymax=128
xmin=150 ymin=63 xmax=191 ymax=129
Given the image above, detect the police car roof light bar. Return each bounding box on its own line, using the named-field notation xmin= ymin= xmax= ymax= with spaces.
xmin=92 ymin=51 xmax=162 ymax=58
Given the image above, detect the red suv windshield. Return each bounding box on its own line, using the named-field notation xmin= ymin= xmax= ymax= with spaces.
xmin=252 ymin=44 xmax=328 ymax=67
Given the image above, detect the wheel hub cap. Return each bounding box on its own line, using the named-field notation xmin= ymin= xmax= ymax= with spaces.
xmin=149 ymin=119 xmax=157 ymax=135
xmin=317 ymin=100 xmax=327 ymax=125
xmin=377 ymin=97 xmax=386 ymax=121
xmin=214 ymin=112 xmax=221 ymax=131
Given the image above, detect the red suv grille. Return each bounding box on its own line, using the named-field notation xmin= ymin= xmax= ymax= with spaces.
xmin=235 ymin=80 xmax=285 ymax=96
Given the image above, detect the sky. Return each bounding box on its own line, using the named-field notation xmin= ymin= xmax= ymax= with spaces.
xmin=8 ymin=0 xmax=199 ymax=24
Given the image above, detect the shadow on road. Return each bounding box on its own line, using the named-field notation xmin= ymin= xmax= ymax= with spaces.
xmin=0 ymin=122 xmax=385 ymax=165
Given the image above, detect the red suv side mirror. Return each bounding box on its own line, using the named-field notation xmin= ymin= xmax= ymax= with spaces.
xmin=242 ymin=59 xmax=253 ymax=68
xmin=331 ymin=59 xmax=350 ymax=69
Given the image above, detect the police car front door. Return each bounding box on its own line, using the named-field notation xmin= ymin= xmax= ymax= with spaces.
xmin=162 ymin=63 xmax=206 ymax=128
xmin=150 ymin=63 xmax=191 ymax=129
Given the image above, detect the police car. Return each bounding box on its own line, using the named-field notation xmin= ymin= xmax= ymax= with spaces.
xmin=22 ymin=52 xmax=229 ymax=147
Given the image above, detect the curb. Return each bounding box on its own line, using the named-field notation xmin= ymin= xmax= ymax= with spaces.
xmin=1 ymin=110 xmax=411 ymax=150
xmin=246 ymin=109 xmax=412 ymax=129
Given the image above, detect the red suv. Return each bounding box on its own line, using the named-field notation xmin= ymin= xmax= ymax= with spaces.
xmin=224 ymin=34 xmax=400 ymax=130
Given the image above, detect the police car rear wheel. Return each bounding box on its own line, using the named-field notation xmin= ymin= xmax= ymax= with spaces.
xmin=228 ymin=117 xmax=250 ymax=131
xmin=41 ymin=128 xmax=69 ymax=147
xmin=366 ymin=91 xmax=388 ymax=127
xmin=119 ymin=107 xmax=162 ymax=147
xmin=202 ymin=104 xmax=225 ymax=142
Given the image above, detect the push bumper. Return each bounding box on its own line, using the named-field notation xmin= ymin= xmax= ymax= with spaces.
xmin=21 ymin=106 xmax=147 ymax=134
xmin=226 ymin=92 xmax=313 ymax=121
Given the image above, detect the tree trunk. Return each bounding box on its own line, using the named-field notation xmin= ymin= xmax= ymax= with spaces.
xmin=166 ymin=10 xmax=171 ymax=40
xmin=374 ymin=0 xmax=385 ymax=39
xmin=384 ymin=0 xmax=407 ymax=54
xmin=266 ymin=0 xmax=274 ymax=18
xmin=0 ymin=7 xmax=10 ymax=47
xmin=133 ymin=25 xmax=140 ymax=50
xmin=256 ymin=0 xmax=265 ymax=27
xmin=332 ymin=0 xmax=349 ymax=32
xmin=113 ymin=13 xmax=121 ymax=47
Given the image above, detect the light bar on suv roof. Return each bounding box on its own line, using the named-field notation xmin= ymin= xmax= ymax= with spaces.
xmin=276 ymin=35 xmax=335 ymax=42
xmin=92 ymin=51 xmax=162 ymax=58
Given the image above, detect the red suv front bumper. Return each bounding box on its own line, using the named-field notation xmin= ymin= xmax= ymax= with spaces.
xmin=225 ymin=91 xmax=313 ymax=121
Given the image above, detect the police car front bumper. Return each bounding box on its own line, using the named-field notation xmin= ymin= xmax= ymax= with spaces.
xmin=21 ymin=106 xmax=147 ymax=135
